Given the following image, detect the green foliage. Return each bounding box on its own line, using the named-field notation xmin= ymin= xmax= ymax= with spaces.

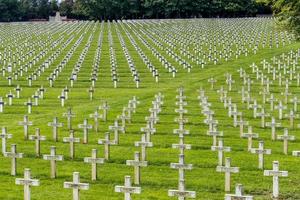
xmin=0 ymin=0 xmax=264 ymax=22
xmin=269 ymin=0 xmax=300 ymax=39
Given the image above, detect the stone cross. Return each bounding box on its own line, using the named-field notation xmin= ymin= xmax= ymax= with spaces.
xmin=88 ymin=87 xmax=94 ymax=100
xmin=109 ymin=120 xmax=124 ymax=144
xmin=78 ymin=119 xmax=92 ymax=144
xmin=172 ymin=135 xmax=191 ymax=155
xmin=216 ymin=157 xmax=239 ymax=192
xmin=115 ymin=176 xmax=141 ymax=200
xmin=129 ymin=96 xmax=140 ymax=112
xmin=126 ymin=151 xmax=148 ymax=185
xmin=257 ymin=108 xmax=270 ymax=128
xmin=264 ymin=161 xmax=288 ymax=198
xmin=259 ymin=87 xmax=269 ymax=104
xmin=89 ymin=110 xmax=102 ymax=132
xmin=15 ymin=168 xmax=40 ymax=200
xmin=168 ymin=179 xmax=196 ymax=199
xmin=266 ymin=117 xmax=281 ymax=140
xmin=225 ymin=184 xmax=253 ymax=200
xmin=230 ymin=105 xmax=240 ymax=126
xmin=63 ymin=108 xmax=75 ymax=130
xmin=175 ymin=117 xmax=188 ymax=130
xmin=63 ymin=130 xmax=80 ymax=159
xmin=47 ymin=117 xmax=63 ymax=141
xmin=135 ymin=133 xmax=153 ymax=161
xmin=207 ymin=126 xmax=223 ymax=146
xmin=29 ymin=128 xmax=46 ymax=157
xmin=211 ymin=139 xmax=231 ymax=166
xmin=58 ymin=91 xmax=66 ymax=107
xmin=18 ymin=115 xmax=32 ymax=140
xmin=249 ymin=100 xmax=261 ymax=118
xmin=175 ymin=107 xmax=188 ymax=119
xmin=277 ymin=128 xmax=295 ymax=155
xmin=0 ymin=127 xmax=12 ymax=154
xmin=43 ymin=146 xmax=63 ymax=178
xmin=235 ymin=116 xmax=248 ymax=137
xmin=267 ymin=94 xmax=277 ymax=111
xmin=242 ymin=126 xmax=259 ymax=151
xmin=170 ymin=154 xmax=193 ymax=181
xmin=204 ymin=116 xmax=219 ymax=131
xmin=208 ymin=77 xmax=217 ymax=89
xmin=292 ymin=151 xmax=300 ymax=157
xmin=32 ymin=92 xmax=39 ymax=106
xmin=118 ymin=111 xmax=130 ymax=129
xmin=99 ymin=101 xmax=109 ymax=121
xmin=6 ymin=90 xmax=14 ymax=105
xmin=64 ymin=172 xmax=89 ymax=200
xmin=24 ymin=98 xmax=34 ymax=114
xmin=0 ymin=97 xmax=5 ymax=113
xmin=250 ymin=141 xmax=271 ymax=169
xmin=285 ymin=110 xmax=298 ymax=128
xmin=140 ymin=124 xmax=156 ymax=142
xmin=84 ymin=149 xmax=105 ymax=181
xmin=274 ymin=101 xmax=286 ymax=120
xmin=290 ymin=96 xmax=300 ymax=112
xmin=3 ymin=144 xmax=23 ymax=175
xmin=15 ymin=85 xmax=22 ymax=98
xmin=98 ymin=132 xmax=115 ymax=160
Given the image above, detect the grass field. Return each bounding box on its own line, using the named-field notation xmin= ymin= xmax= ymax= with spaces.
xmin=0 ymin=19 xmax=300 ymax=200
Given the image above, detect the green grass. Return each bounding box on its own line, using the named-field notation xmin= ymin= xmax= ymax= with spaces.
xmin=0 ymin=19 xmax=300 ymax=199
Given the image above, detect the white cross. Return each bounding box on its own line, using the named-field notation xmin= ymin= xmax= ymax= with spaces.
xmin=207 ymin=126 xmax=223 ymax=146
xmin=242 ymin=126 xmax=259 ymax=151
xmin=63 ymin=130 xmax=80 ymax=159
xmin=3 ymin=144 xmax=23 ymax=176
xmin=225 ymin=184 xmax=253 ymax=200
xmin=168 ymin=179 xmax=196 ymax=199
xmin=64 ymin=172 xmax=89 ymax=200
xmin=0 ymin=127 xmax=12 ymax=154
xmin=78 ymin=119 xmax=92 ymax=144
xmin=264 ymin=161 xmax=288 ymax=198
xmin=211 ymin=139 xmax=231 ymax=166
xmin=98 ymin=132 xmax=115 ymax=160
xmin=250 ymin=141 xmax=271 ymax=169
xmin=24 ymin=98 xmax=34 ymax=114
xmin=274 ymin=101 xmax=286 ymax=120
xmin=99 ymin=101 xmax=110 ymax=121
xmin=89 ymin=110 xmax=102 ymax=132
xmin=15 ymin=168 xmax=40 ymax=200
xmin=170 ymin=154 xmax=193 ymax=181
xmin=126 ymin=151 xmax=147 ymax=185
xmin=18 ymin=115 xmax=32 ymax=140
xmin=63 ymin=108 xmax=75 ymax=130
xmin=266 ymin=117 xmax=281 ymax=140
xmin=109 ymin=120 xmax=124 ymax=144
xmin=216 ymin=157 xmax=239 ymax=192
xmin=47 ymin=117 xmax=63 ymax=141
xmin=135 ymin=133 xmax=153 ymax=161
xmin=257 ymin=108 xmax=270 ymax=128
xmin=172 ymin=135 xmax=191 ymax=155
xmin=43 ymin=146 xmax=63 ymax=178
xmin=84 ymin=149 xmax=105 ymax=181
xmin=29 ymin=128 xmax=46 ymax=157
xmin=277 ymin=128 xmax=295 ymax=155
xmin=115 ymin=176 xmax=141 ymax=200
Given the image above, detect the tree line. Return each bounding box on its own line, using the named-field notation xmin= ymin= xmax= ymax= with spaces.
xmin=0 ymin=0 xmax=298 ymax=39
xmin=0 ymin=0 xmax=271 ymax=22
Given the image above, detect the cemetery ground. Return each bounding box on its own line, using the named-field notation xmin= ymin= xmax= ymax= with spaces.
xmin=0 ymin=19 xmax=300 ymax=199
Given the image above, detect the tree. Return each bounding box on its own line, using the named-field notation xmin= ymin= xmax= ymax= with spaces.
xmin=0 ymin=0 xmax=20 ymax=22
xmin=50 ymin=0 xmax=59 ymax=16
xmin=60 ymin=0 xmax=74 ymax=17
xmin=270 ymin=0 xmax=300 ymax=39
